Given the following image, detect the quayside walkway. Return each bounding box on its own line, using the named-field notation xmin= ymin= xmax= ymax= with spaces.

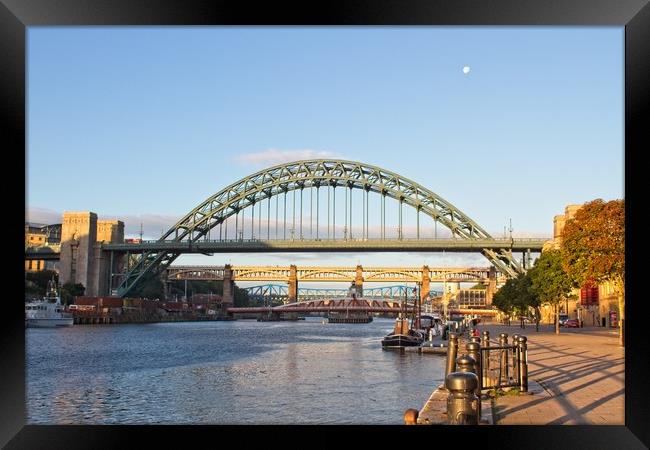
xmin=480 ymin=324 xmax=624 ymax=425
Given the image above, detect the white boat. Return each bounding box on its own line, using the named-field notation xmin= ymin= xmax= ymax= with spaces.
xmin=25 ymin=279 xmax=74 ymax=328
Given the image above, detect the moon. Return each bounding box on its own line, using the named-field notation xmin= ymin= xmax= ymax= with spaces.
xmin=462 ymin=66 xmax=471 ymax=74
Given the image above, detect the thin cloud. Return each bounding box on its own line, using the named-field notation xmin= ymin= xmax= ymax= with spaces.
xmin=25 ymin=207 xmax=62 ymax=225
xmin=233 ymin=149 xmax=343 ymax=166
xmin=25 ymin=207 xmax=180 ymax=240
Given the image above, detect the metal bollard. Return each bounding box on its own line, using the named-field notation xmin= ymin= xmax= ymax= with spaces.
xmin=456 ymin=354 xmax=477 ymax=374
xmin=499 ymin=333 xmax=509 ymax=384
xmin=512 ymin=333 xmax=520 ymax=382
xmin=466 ymin=341 xmax=482 ymax=420
xmin=481 ymin=330 xmax=490 ymax=348
xmin=444 ymin=333 xmax=459 ymax=381
xmin=403 ymin=408 xmax=419 ymax=425
xmin=482 ymin=330 xmax=490 ymax=379
xmin=518 ymin=336 xmax=528 ymax=392
xmin=445 ymin=372 xmax=479 ymax=425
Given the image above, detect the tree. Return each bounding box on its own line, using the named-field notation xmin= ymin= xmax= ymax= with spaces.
xmin=130 ymin=272 xmax=165 ymax=299
xmin=25 ymin=270 xmax=59 ymax=297
xmin=61 ymin=282 xmax=85 ymax=305
xmin=561 ymin=199 xmax=625 ymax=345
xmin=492 ymin=277 xmax=518 ymax=323
xmin=529 ymin=250 xmax=574 ymax=334
xmin=492 ymin=272 xmax=539 ymax=328
xmin=512 ymin=273 xmax=540 ymax=329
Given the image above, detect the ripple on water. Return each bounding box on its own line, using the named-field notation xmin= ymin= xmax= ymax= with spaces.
xmin=27 ymin=318 xmax=444 ymax=424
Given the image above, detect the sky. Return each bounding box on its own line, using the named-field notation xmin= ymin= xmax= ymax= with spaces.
xmin=26 ymin=27 xmax=624 ymax=284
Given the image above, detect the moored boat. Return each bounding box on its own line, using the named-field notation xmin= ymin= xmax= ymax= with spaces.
xmin=381 ymin=315 xmax=424 ymax=348
xmin=25 ymin=278 xmax=74 ymax=328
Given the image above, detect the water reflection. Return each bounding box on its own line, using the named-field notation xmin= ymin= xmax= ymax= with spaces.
xmin=27 ymin=317 xmax=444 ymax=424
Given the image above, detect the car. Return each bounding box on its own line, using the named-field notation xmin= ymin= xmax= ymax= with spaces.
xmin=558 ymin=314 xmax=569 ymax=326
xmin=564 ymin=319 xmax=580 ymax=328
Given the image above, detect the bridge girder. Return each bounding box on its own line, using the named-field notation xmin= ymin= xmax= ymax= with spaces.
xmin=115 ymin=159 xmax=527 ymax=297
xmin=165 ymin=265 xmax=507 ymax=283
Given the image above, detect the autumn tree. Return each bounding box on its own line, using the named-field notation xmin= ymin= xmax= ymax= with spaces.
xmin=528 ymin=250 xmax=574 ymax=334
xmin=561 ymin=199 xmax=625 ymax=345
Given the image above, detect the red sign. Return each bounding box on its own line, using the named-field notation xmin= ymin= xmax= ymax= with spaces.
xmin=580 ymin=282 xmax=599 ymax=305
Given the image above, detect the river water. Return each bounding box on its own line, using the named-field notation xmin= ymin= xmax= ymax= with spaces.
xmin=26 ymin=317 xmax=445 ymax=424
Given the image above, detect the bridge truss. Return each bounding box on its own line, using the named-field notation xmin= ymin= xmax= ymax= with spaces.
xmin=114 ymin=159 xmax=539 ymax=297
xmin=242 ymin=284 xmax=444 ymax=302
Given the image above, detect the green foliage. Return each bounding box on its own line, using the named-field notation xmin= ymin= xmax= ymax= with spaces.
xmin=489 ymin=387 xmax=521 ymax=398
xmin=492 ymin=273 xmax=539 ymax=317
xmin=233 ymin=286 xmax=251 ymax=307
xmin=24 ymin=270 xmax=59 ymax=297
xmin=469 ymin=283 xmax=487 ymax=290
xmin=492 ymin=277 xmax=517 ymax=315
xmin=61 ymin=282 xmax=85 ymax=305
xmin=130 ymin=273 xmax=165 ymax=299
xmin=529 ymin=250 xmax=573 ymax=307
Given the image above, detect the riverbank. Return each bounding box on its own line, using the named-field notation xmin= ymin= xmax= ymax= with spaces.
xmin=415 ymin=323 xmax=623 ymax=425
xmin=73 ymin=310 xmax=234 ymax=324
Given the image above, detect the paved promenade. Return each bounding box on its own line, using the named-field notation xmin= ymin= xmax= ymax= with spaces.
xmin=481 ymin=323 xmax=624 ymax=425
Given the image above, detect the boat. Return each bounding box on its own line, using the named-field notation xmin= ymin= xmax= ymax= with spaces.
xmin=327 ymin=310 xmax=373 ymax=324
xmin=25 ymin=278 xmax=74 ymax=328
xmin=381 ymin=314 xmax=425 ymax=348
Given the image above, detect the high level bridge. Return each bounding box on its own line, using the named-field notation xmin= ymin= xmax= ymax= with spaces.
xmin=165 ymin=264 xmax=506 ymax=303
xmin=51 ymin=160 xmax=547 ymax=300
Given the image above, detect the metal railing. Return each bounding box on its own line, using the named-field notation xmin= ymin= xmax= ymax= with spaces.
xmin=445 ymin=331 xmax=528 ymax=393
xmin=479 ymin=333 xmax=528 ymax=391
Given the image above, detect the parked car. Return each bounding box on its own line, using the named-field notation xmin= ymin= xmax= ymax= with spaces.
xmin=558 ymin=314 xmax=569 ymax=327
xmin=564 ymin=318 xmax=580 ymax=328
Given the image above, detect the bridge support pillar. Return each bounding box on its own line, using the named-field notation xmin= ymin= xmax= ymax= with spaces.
xmin=223 ymin=264 xmax=235 ymax=307
xmin=288 ymin=264 xmax=298 ymax=303
xmin=355 ymin=265 xmax=364 ymax=297
xmin=421 ymin=265 xmax=430 ymax=304
xmin=60 ymin=212 xmax=97 ymax=295
xmin=486 ymin=267 xmax=497 ymax=305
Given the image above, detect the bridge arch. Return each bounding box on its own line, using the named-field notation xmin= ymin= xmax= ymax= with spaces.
xmin=116 ymin=159 xmax=522 ymax=296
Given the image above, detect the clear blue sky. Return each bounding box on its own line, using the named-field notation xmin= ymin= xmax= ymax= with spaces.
xmin=26 ymin=27 xmax=623 ymax=276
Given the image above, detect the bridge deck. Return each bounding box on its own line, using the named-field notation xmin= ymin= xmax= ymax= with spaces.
xmin=102 ymin=238 xmax=546 ymax=253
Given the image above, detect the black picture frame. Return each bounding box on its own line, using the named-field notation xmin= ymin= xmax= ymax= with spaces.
xmin=3 ymin=0 xmax=648 ymax=447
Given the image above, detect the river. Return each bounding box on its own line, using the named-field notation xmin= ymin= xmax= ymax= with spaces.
xmin=26 ymin=317 xmax=445 ymax=424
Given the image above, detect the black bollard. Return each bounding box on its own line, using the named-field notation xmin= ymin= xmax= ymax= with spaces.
xmin=511 ymin=333 xmax=520 ymax=382
xmin=445 ymin=372 xmax=479 ymax=425
xmin=456 ymin=354 xmax=477 ymax=375
xmin=499 ymin=333 xmax=509 ymax=384
xmin=482 ymin=330 xmax=490 ymax=378
xmin=444 ymin=333 xmax=459 ymax=382
xmin=518 ymin=336 xmax=528 ymax=392
xmin=466 ymin=341 xmax=482 ymax=419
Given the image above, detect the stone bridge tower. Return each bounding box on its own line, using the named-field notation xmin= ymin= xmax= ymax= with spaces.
xmin=60 ymin=211 xmax=124 ymax=297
